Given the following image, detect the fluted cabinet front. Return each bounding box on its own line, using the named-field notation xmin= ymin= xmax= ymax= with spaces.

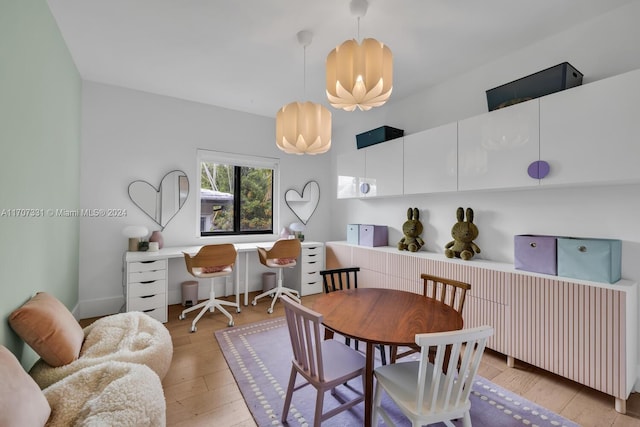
xmin=324 ymin=241 xmax=637 ymax=413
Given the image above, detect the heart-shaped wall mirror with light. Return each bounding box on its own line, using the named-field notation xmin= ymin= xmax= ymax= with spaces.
xmin=285 ymin=180 xmax=320 ymax=225
xmin=128 ymin=170 xmax=189 ymax=230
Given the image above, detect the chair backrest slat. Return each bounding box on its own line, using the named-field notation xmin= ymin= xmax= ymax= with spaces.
xmin=421 ymin=274 xmax=470 ymax=314
xmin=282 ymin=295 xmax=325 ymax=381
xmin=414 ymin=326 xmax=493 ymax=416
xmin=320 ymin=267 xmax=360 ymax=293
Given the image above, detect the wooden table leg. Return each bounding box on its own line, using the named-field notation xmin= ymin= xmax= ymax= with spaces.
xmin=364 ymin=342 xmax=374 ymax=427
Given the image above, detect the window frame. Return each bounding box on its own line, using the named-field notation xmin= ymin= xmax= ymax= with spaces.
xmin=196 ymin=149 xmax=280 ymax=239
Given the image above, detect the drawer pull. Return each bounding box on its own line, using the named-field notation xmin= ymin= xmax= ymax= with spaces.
xmin=578 ymin=245 xmax=587 ymax=253
xmin=140 ymin=294 xmax=156 ymax=299
xmin=141 ymin=280 xmax=157 ymax=284
xmin=143 ymin=309 xmax=155 ymax=313
xmin=141 ymin=261 xmax=157 ymax=264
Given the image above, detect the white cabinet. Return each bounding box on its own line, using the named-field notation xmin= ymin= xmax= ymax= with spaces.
xmin=458 ymin=99 xmax=540 ymax=191
xmin=363 ymin=137 xmax=403 ymax=197
xmin=126 ymin=259 xmax=168 ymax=323
xmin=403 ymin=122 xmax=457 ymax=194
xmin=337 ymin=150 xmax=365 ymax=199
xmin=284 ymin=241 xmax=325 ymax=296
xmin=539 ymin=68 xmax=640 ymax=186
xmin=337 ymin=137 xmax=403 ymax=198
xmin=325 ymin=241 xmax=637 ymax=413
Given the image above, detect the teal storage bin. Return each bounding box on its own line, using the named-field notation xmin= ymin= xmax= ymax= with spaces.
xmin=347 ymin=224 xmax=360 ymax=245
xmin=557 ymin=238 xmax=621 ymax=283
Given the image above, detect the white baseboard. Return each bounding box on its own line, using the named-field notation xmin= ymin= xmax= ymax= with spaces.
xmin=78 ymin=296 xmax=124 ymax=319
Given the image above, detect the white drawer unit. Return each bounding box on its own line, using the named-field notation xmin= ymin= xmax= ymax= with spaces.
xmin=126 ymin=259 xmax=168 ymax=323
xmin=285 ymin=242 xmax=325 ymax=296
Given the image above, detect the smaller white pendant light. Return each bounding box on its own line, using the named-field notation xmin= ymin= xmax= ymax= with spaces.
xmin=276 ymin=30 xmax=332 ymax=155
xmin=326 ymin=0 xmax=393 ymax=112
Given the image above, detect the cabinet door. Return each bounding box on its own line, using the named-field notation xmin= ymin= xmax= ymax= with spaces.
xmin=540 ymin=69 xmax=640 ymax=186
xmin=404 ymin=123 xmax=457 ymax=194
xmin=337 ymin=150 xmax=365 ymax=199
xmin=458 ymin=99 xmax=540 ymax=191
xmin=363 ymin=137 xmax=403 ymax=197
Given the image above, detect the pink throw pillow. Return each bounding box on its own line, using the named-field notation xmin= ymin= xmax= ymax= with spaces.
xmin=0 ymin=345 xmax=51 ymax=426
xmin=201 ymin=265 xmax=229 ymax=273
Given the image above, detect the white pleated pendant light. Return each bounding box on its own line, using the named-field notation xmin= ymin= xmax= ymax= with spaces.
xmin=326 ymin=0 xmax=393 ymax=112
xmin=275 ymin=30 xmax=332 ymax=155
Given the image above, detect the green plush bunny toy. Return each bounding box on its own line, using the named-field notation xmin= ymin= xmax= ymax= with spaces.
xmin=444 ymin=207 xmax=481 ymax=260
xmin=398 ymin=207 xmax=424 ymax=252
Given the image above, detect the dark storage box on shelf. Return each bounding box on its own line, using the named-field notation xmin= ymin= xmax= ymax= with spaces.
xmin=514 ymin=235 xmax=559 ymax=276
xmin=486 ymin=62 xmax=583 ymax=111
xmin=557 ymin=237 xmax=622 ymax=284
xmin=356 ymin=126 xmax=404 ymax=149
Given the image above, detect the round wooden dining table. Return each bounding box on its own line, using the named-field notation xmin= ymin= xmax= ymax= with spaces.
xmin=311 ymin=287 xmax=464 ymax=427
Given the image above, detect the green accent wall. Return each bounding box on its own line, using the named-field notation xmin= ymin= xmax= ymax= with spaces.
xmin=0 ymin=0 xmax=81 ymax=368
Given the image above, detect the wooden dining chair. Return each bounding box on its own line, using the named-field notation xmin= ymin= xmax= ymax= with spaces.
xmin=373 ymin=325 xmax=494 ymax=427
xmin=280 ymin=295 xmax=365 ymax=427
xmin=319 ymin=267 xmax=388 ymax=365
xmin=320 ymin=267 xmax=359 ymax=293
xmin=390 ymin=273 xmax=471 ymax=362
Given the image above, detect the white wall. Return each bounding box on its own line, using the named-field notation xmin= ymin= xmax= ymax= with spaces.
xmin=327 ymin=0 xmax=640 ymax=382
xmin=79 ymin=82 xmax=332 ymax=317
xmin=328 ymin=0 xmax=640 ymax=266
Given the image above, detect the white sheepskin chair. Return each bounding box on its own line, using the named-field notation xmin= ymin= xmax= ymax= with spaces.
xmin=43 ymin=360 xmax=166 ymax=427
xmin=30 ymin=311 xmax=173 ymax=389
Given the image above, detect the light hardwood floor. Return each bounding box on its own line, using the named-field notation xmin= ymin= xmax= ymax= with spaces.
xmin=97 ymin=292 xmax=640 ymax=427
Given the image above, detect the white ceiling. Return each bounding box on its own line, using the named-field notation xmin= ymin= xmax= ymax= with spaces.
xmin=46 ymin=0 xmax=633 ymax=119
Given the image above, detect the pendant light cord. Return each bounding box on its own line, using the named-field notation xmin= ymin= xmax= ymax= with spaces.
xmin=303 ymin=44 xmax=307 ymax=99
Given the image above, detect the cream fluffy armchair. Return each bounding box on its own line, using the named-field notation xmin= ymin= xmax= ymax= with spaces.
xmin=6 ymin=292 xmax=172 ymax=427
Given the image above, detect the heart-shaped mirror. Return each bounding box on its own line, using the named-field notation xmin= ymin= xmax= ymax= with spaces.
xmin=128 ymin=170 xmax=189 ymax=230
xmin=285 ymin=180 xmax=320 ymax=225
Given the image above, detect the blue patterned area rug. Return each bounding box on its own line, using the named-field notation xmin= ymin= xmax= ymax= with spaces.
xmin=215 ymin=317 xmax=579 ymax=427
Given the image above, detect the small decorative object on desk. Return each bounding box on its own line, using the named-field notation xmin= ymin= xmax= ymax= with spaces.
xmin=280 ymin=226 xmax=292 ymax=239
xmin=445 ymin=207 xmax=480 ymax=261
xmin=398 ymin=207 xmax=424 ymax=252
xmin=122 ymin=225 xmax=149 ymax=252
xmin=289 ymin=222 xmax=305 ymax=242
xmin=149 ymin=230 xmax=164 ymax=249
xmin=138 ymin=241 xmax=149 ymax=251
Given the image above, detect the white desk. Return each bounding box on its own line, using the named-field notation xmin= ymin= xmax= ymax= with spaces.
xmin=124 ymin=240 xmax=323 ymax=322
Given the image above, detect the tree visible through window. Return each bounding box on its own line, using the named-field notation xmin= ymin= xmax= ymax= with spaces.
xmin=198 ymin=151 xmax=276 ymax=236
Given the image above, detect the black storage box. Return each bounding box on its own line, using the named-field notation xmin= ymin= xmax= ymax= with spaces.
xmin=356 ymin=126 xmax=404 ymax=149
xmin=486 ymin=62 xmax=583 ymax=111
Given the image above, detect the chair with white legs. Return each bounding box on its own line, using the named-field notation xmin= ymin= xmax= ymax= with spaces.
xmin=251 ymin=239 xmax=301 ymax=314
xmin=373 ymin=325 xmax=494 ymax=427
xmin=179 ymin=243 xmax=239 ymax=331
xmin=280 ymin=295 xmax=365 ymax=427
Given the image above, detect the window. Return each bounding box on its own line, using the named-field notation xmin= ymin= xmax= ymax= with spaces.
xmin=197 ymin=150 xmax=278 ymax=237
